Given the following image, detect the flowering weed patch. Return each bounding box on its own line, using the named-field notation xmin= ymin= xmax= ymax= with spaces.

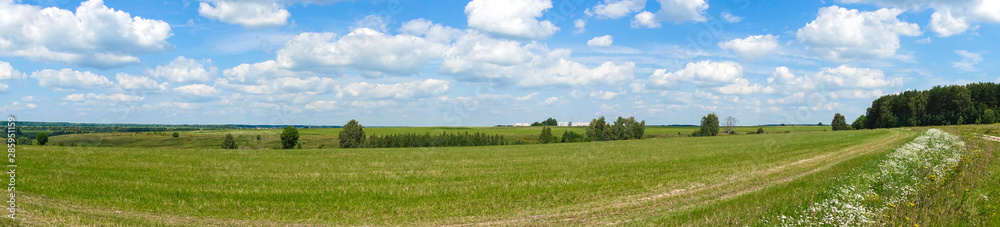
xmin=767 ymin=129 xmax=965 ymax=226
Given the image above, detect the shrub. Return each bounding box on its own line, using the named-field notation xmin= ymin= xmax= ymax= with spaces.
xmin=256 ymin=134 xmax=261 ymax=140
xmin=36 ymin=132 xmax=48 ymax=145
xmin=367 ymin=132 xmax=507 ymax=148
xmin=280 ymin=126 xmax=299 ymax=149
xmin=221 ymin=134 xmax=237 ymax=149
xmin=757 ymin=127 xmax=764 ymax=134
xmin=172 ymin=132 xmax=179 ymax=138
xmin=697 ymin=113 xmax=719 ymax=136
xmin=561 ymin=130 xmax=583 ymax=142
xmin=339 ymin=119 xmax=366 ymax=148
xmin=851 ymin=115 xmax=867 ymax=130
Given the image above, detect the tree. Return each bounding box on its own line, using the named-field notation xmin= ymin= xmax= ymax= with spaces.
xmin=172 ymin=132 xmax=179 ymax=138
xmin=221 ymin=133 xmax=237 ymax=149
xmin=339 ymin=120 xmax=366 ymax=148
xmin=35 ymin=132 xmax=48 ymax=145
xmin=561 ymin=130 xmax=582 ymax=142
xmin=587 ymin=117 xmax=611 ymax=141
xmin=280 ymin=126 xmax=299 ymax=149
xmin=852 ymin=115 xmax=867 ymax=130
xmin=530 ymin=122 xmax=543 ymax=126
xmin=724 ymin=116 xmax=738 ymax=134
xmin=756 ymin=127 xmax=764 ymax=134
xmin=698 ymin=114 xmax=720 ymax=136
xmin=542 ymin=118 xmax=558 ymax=126
xmin=984 ymin=109 xmax=997 ymax=124
xmin=538 ymin=127 xmax=554 ymax=144
xmin=831 ymin=113 xmax=851 ymax=131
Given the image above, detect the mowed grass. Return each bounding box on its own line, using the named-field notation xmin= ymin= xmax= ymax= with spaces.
xmin=7 ymin=128 xmax=915 ymax=226
xmin=45 ymin=125 xmax=828 ymax=149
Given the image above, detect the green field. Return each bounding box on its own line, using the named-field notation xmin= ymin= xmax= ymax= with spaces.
xmin=44 ymin=125 xmax=829 ymax=149
xmin=3 ymin=127 xmax=930 ymax=225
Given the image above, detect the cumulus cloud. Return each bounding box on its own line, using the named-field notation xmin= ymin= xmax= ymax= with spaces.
xmin=335 ymin=79 xmax=450 ymax=99
xmin=0 ymin=61 xmax=24 ymax=92
xmin=30 ymin=69 xmax=114 ymax=90
xmin=765 ymin=65 xmax=900 ymax=95
xmin=646 ymin=61 xmax=762 ymax=95
xmin=796 ymin=6 xmax=920 ymax=61
xmin=718 ymin=35 xmax=779 ymax=61
xmin=838 ymin=0 xmax=1000 ymax=37
xmin=276 ymin=29 xmax=444 ymax=76
xmin=631 ymin=0 xmax=708 ymax=28
xmin=721 ymin=12 xmax=742 ymax=23
xmin=952 ymin=50 xmax=984 ymax=72
xmin=173 ymin=84 xmax=221 ymax=101
xmin=216 ymin=76 xmax=337 ymax=95
xmin=0 ymin=0 xmax=172 ymax=68
xmin=587 ymin=35 xmax=614 ymax=47
xmin=304 ymin=100 xmax=337 ymax=111
xmin=199 ymin=0 xmax=290 ymax=28
xmin=146 ymin=56 xmax=217 ymax=84
xmin=63 ymin=93 xmax=144 ymax=103
xmin=590 ymin=90 xmax=620 ymax=100
xmin=574 ymin=19 xmax=587 ymax=34
xmin=115 ymin=73 xmax=168 ymax=92
xmin=465 ymin=0 xmax=559 ymax=39
xmin=441 ymin=31 xmax=634 ymax=86
xmin=586 ymin=0 xmax=646 ymax=19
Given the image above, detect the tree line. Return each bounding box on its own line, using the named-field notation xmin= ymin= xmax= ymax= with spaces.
xmin=862 ymin=82 xmax=1000 ymax=129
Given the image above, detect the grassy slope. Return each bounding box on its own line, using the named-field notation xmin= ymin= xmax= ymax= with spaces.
xmin=44 ymin=125 xmax=828 ymax=149
xmin=8 ymin=129 xmax=912 ymax=226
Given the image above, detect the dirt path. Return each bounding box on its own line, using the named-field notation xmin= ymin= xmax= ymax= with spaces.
xmin=448 ymin=129 xmax=913 ymax=226
xmin=982 ymin=134 xmax=1000 ymax=142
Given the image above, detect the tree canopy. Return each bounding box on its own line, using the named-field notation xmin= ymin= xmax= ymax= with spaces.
xmin=339 ymin=119 xmax=366 ymax=148
xmin=863 ymin=82 xmax=1000 ymax=128
xmin=831 ymin=113 xmax=851 ymax=131
xmin=280 ymin=126 xmax=299 ymax=149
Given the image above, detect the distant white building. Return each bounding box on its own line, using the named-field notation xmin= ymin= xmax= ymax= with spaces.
xmin=513 ymin=123 xmax=531 ymax=127
xmin=513 ymin=121 xmax=590 ymax=127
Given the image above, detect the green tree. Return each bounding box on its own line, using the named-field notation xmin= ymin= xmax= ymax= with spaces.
xmin=172 ymin=132 xmax=179 ymax=138
xmin=35 ymin=132 xmax=48 ymax=145
xmin=756 ymin=127 xmax=764 ymax=134
xmin=339 ymin=119 xmax=366 ymax=148
xmin=280 ymin=126 xmax=299 ymax=149
xmin=984 ymin=109 xmax=997 ymax=124
xmin=831 ymin=113 xmax=851 ymax=131
xmin=542 ymin=118 xmax=558 ymax=126
xmin=256 ymin=134 xmax=261 ymax=140
xmin=698 ymin=113 xmax=719 ymax=136
xmin=852 ymin=115 xmax=867 ymax=130
xmin=587 ymin=117 xmax=611 ymax=141
xmin=221 ymin=133 xmax=237 ymax=149
xmin=561 ymin=130 xmax=582 ymax=142
xmin=530 ymin=122 xmax=543 ymax=126
xmin=538 ymin=127 xmax=554 ymax=144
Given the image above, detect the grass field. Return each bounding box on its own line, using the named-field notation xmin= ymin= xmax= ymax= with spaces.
xmin=4 ymin=128 xmax=939 ymax=226
xmin=44 ymin=125 xmax=829 ymax=149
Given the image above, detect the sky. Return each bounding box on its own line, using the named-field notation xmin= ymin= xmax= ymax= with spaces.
xmin=0 ymin=0 xmax=998 ymax=126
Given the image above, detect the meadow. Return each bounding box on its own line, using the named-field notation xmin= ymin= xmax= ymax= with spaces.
xmin=2 ymin=127 xmax=936 ymax=226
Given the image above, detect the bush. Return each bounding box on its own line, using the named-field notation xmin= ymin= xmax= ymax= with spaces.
xmin=561 ymin=130 xmax=583 ymax=142
xmin=280 ymin=126 xmax=299 ymax=149
xmin=852 ymin=115 xmax=867 ymax=130
xmin=36 ymin=132 xmax=48 ymax=145
xmin=256 ymin=134 xmax=261 ymax=140
xmin=542 ymin=118 xmax=558 ymax=126
xmin=588 ymin=116 xmax=645 ymax=141
xmin=757 ymin=127 xmax=764 ymax=134
xmin=172 ymin=132 xmax=179 ymax=138
xmin=339 ymin=119 xmax=366 ymax=148
xmin=367 ymin=132 xmax=507 ymax=148
xmin=221 ymin=133 xmax=237 ymax=149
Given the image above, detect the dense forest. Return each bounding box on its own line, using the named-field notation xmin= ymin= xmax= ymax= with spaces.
xmin=863 ymin=82 xmax=1000 ymax=129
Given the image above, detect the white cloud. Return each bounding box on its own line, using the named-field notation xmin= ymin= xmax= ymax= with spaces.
xmin=216 ymin=76 xmax=337 ymax=95
xmin=335 ymin=79 xmax=450 ymax=99
xmin=796 ymin=6 xmax=920 ymax=61
xmin=953 ymin=50 xmax=984 ymax=72
xmin=115 ymin=73 xmax=168 ymax=92
xmin=351 ymin=100 xmax=398 ymax=108
xmin=441 ymin=31 xmax=634 ymax=86
xmin=465 ymin=0 xmax=559 ymax=39
xmin=590 ymin=90 xmax=619 ymax=100
xmin=915 ymin=37 xmax=932 ymax=44
xmin=304 ymin=100 xmax=337 ymax=111
xmin=63 ymin=93 xmax=144 ymax=103
xmin=276 ymin=29 xmax=444 ymax=76
xmin=586 ymin=0 xmax=646 ymax=19
xmin=587 ymin=35 xmax=614 ymax=47
xmin=0 ymin=0 xmax=172 ymax=68
xmin=574 ymin=19 xmax=587 ymax=34
xmin=0 ymin=61 xmax=25 ymax=81
xmin=199 ymin=0 xmax=290 ymax=28
xmin=812 ymin=65 xmax=899 ymax=89
xmin=930 ymin=10 xmax=971 ymax=37
xmin=828 ymin=89 xmax=885 ymax=99
xmin=221 ymin=60 xmax=297 ymax=84
xmin=30 ymin=69 xmax=114 ymax=90
xmin=838 ymin=0 xmax=1000 ymax=37
xmin=718 ymin=35 xmax=779 ymax=61
xmin=146 ymin=56 xmax=217 ymax=84
xmin=722 ymin=12 xmax=743 ymax=23
xmin=647 ymin=61 xmax=761 ymax=95
xmin=543 ymin=97 xmax=560 ymax=105
xmin=173 ymin=84 xmax=220 ymax=98
xmin=631 ymin=0 xmax=708 ymax=28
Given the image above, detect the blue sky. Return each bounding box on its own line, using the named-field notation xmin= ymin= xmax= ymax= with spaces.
xmin=0 ymin=0 xmax=997 ymax=126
